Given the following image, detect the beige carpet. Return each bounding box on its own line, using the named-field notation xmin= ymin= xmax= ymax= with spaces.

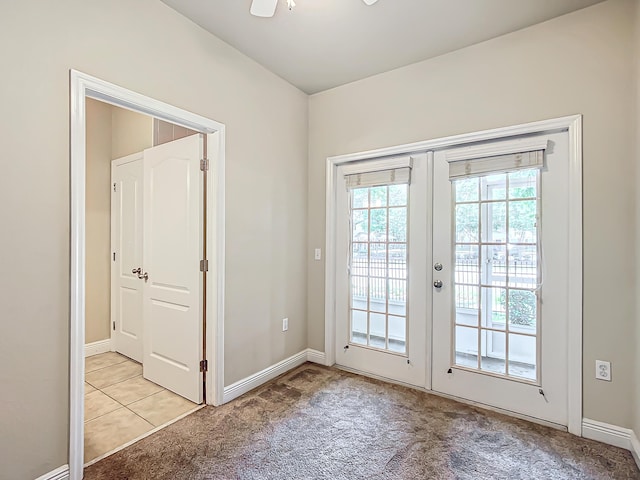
xmin=85 ymin=364 xmax=639 ymax=479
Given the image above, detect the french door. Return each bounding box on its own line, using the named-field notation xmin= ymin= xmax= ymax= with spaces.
xmin=335 ymin=154 xmax=429 ymax=387
xmin=431 ymin=132 xmax=570 ymax=426
xmin=333 ymin=130 xmax=572 ymax=427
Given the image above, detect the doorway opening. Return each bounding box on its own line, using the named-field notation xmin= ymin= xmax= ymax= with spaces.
xmin=70 ymin=70 xmax=225 ymax=480
xmin=84 ymin=99 xmax=211 ymax=464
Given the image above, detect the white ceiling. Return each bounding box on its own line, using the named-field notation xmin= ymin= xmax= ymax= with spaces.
xmin=160 ymin=0 xmax=604 ymax=94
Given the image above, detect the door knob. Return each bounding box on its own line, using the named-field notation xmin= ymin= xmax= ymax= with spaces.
xmin=132 ymin=267 xmax=141 ymax=274
xmin=433 ymin=280 xmax=443 ymax=288
xmin=138 ymin=271 xmax=149 ymax=281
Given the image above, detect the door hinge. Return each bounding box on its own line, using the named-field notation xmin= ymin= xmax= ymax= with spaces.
xmin=200 ymin=259 xmax=209 ymax=272
xmin=113 ymin=183 xmax=116 ymax=192
xmin=200 ymin=359 xmax=208 ymax=372
xmin=112 ymin=321 xmax=116 ymax=331
xmin=113 ymin=252 xmax=116 ymax=262
xmin=200 ymin=159 xmax=209 ymax=171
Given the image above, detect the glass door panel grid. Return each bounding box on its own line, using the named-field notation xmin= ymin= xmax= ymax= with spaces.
xmin=452 ymin=170 xmax=541 ymax=383
xmin=349 ymin=184 xmax=408 ymax=355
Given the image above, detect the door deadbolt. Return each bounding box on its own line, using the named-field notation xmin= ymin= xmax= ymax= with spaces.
xmin=434 ymin=263 xmax=443 ymax=271
xmin=433 ymin=280 xmax=443 ymax=288
xmin=132 ymin=267 xmax=142 ymax=275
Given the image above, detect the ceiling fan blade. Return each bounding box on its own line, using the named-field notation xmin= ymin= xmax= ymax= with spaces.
xmin=250 ymin=0 xmax=278 ymax=17
xmin=362 ymin=0 xmax=379 ymax=5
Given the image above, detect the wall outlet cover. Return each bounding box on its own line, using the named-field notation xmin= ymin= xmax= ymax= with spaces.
xmin=595 ymin=360 xmax=611 ymax=381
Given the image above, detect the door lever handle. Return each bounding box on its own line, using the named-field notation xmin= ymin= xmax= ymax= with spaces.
xmin=132 ymin=267 xmax=142 ymax=275
xmin=138 ymin=271 xmax=149 ymax=281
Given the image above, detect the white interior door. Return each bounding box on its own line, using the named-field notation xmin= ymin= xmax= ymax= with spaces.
xmin=334 ymin=154 xmax=429 ymax=387
xmin=142 ymin=134 xmax=204 ymax=404
xmin=111 ymin=153 xmax=144 ymax=363
xmin=431 ymin=132 xmax=570 ymax=426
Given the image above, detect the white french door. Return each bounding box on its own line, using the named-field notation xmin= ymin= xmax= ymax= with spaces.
xmin=142 ymin=135 xmax=204 ymax=404
xmin=335 ymin=154 xmax=429 ymax=387
xmin=110 ymin=135 xmax=205 ymax=404
xmin=111 ymin=153 xmax=144 ymax=363
xmin=431 ymin=131 xmax=570 ymax=426
xmin=331 ymin=130 xmax=573 ymax=427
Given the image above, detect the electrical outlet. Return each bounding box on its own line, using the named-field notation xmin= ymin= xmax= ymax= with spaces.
xmin=595 ymin=360 xmax=611 ymax=381
xmin=282 ymin=317 xmax=289 ymax=332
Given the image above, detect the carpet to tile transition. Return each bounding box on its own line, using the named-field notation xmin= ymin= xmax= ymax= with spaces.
xmin=84 ymin=364 xmax=639 ymax=479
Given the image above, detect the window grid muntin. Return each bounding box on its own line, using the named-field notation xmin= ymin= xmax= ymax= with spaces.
xmin=349 ymin=184 xmax=409 ymax=355
xmin=452 ymin=171 xmax=541 ymax=383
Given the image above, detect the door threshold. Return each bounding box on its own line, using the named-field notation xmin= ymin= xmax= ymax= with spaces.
xmin=83 ymin=404 xmax=205 ymax=468
xmin=335 ymin=364 xmax=567 ymax=433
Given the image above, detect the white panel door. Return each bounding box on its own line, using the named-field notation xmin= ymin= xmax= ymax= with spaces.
xmin=142 ymin=134 xmax=203 ymax=404
xmin=431 ymin=131 xmax=569 ymax=426
xmin=334 ymin=154 xmax=429 ymax=388
xmin=111 ymin=154 xmax=144 ymax=363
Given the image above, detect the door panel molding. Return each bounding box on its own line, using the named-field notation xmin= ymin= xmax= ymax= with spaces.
xmin=70 ymin=70 xmax=226 ymax=480
xmin=325 ymin=115 xmax=582 ymax=434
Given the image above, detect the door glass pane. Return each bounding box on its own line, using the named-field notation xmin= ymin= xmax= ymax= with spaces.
xmin=455 ymin=326 xmax=478 ymax=368
xmin=352 ymin=188 xmax=369 ymax=208
xmin=483 ymin=245 xmax=506 ymax=287
xmin=481 ymin=330 xmax=506 ymax=374
xmin=508 ymin=334 xmax=537 ymax=380
xmin=370 ymin=313 xmax=386 ymax=349
xmin=388 ymin=208 xmax=407 ymax=242
xmin=370 ymin=186 xmax=387 ymax=207
xmin=351 ymin=310 xmax=367 ymax=345
xmin=452 ymin=169 xmax=540 ymax=383
xmin=481 ymin=287 xmax=506 ymax=329
xmin=508 ymin=289 xmax=537 ymax=333
xmin=352 ymin=209 xmax=368 ymax=242
xmin=509 ymin=200 xmax=537 ymax=243
xmin=455 ymin=204 xmax=479 ymax=242
xmin=481 ymin=174 xmax=507 ymax=200
xmin=484 ymin=202 xmax=506 ymax=243
xmin=509 ymin=170 xmax=537 ymax=199
xmin=389 ymin=184 xmax=408 ymax=206
xmin=348 ymin=184 xmax=409 ymax=354
xmin=388 ymin=315 xmax=406 ymax=353
xmin=455 ymin=177 xmax=479 ymax=202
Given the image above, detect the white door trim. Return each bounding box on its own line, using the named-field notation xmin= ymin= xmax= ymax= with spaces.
xmin=325 ymin=114 xmax=582 ymax=435
xmin=69 ymin=70 xmax=226 ymax=480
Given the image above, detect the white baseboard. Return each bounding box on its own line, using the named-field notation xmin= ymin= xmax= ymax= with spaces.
xmin=582 ymin=418 xmax=637 ymax=453
xmin=85 ymin=339 xmax=111 ymax=357
xmin=306 ymin=348 xmax=326 ymax=365
xmin=631 ymin=430 xmax=640 ymax=470
xmin=34 ymin=464 xmax=69 ymax=480
xmin=222 ymin=349 xmax=309 ymax=403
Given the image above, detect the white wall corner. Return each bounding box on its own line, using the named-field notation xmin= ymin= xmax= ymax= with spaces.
xmin=630 ymin=430 xmax=640 ymax=470
xmin=222 ymin=350 xmax=309 ymax=404
xmin=582 ymin=418 xmax=632 ymax=450
xmin=34 ymin=465 xmax=69 ymax=480
xmin=306 ymin=349 xmax=326 ymax=365
xmin=84 ymin=339 xmax=112 ymax=357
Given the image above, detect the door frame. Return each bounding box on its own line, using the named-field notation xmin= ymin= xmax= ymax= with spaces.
xmin=324 ymin=114 xmax=582 ymax=435
xmin=69 ymin=70 xmax=226 ymax=480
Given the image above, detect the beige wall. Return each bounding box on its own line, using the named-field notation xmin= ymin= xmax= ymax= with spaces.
xmin=85 ymin=99 xmax=113 ymax=344
xmin=0 ymin=1 xmax=308 ymax=478
xmin=308 ymin=0 xmax=637 ymax=429
xmin=112 ymin=107 xmax=153 ymax=159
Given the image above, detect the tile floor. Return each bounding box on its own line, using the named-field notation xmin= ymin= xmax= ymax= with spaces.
xmin=84 ymin=352 xmax=199 ymax=463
